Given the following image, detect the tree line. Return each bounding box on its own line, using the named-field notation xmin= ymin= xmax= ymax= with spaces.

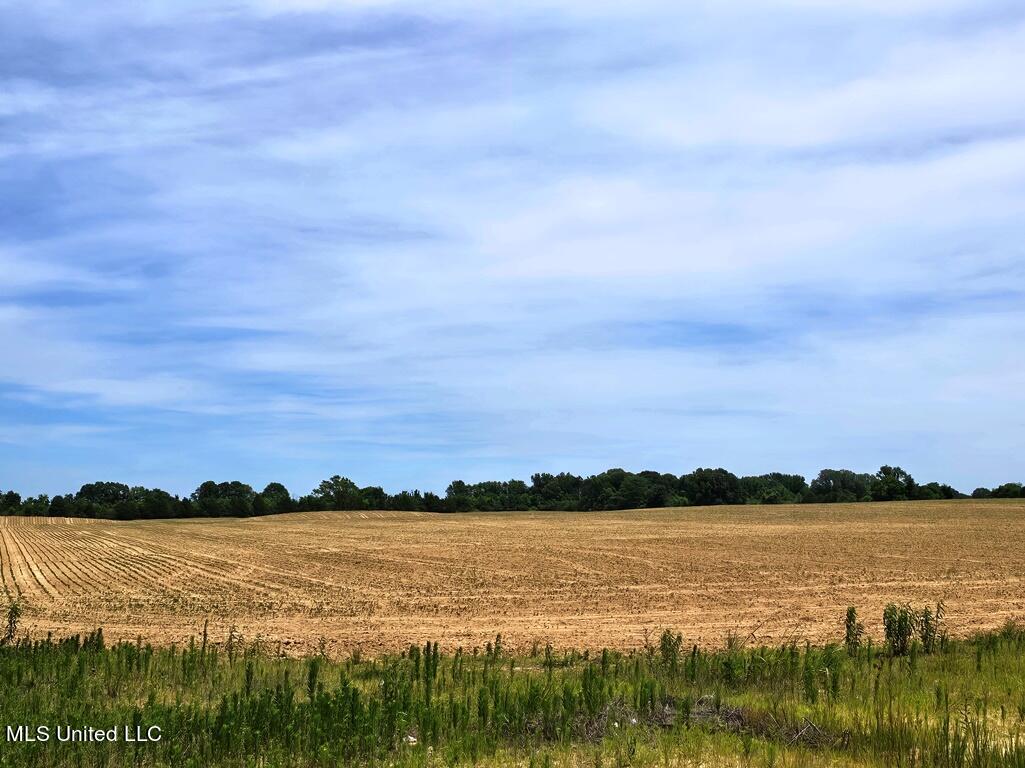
xmin=0 ymin=466 xmax=1021 ymax=520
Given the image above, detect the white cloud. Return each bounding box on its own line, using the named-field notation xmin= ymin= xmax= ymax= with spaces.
xmin=583 ymin=21 xmax=1025 ymax=151
xmin=1 ymin=0 xmax=1023 ymax=492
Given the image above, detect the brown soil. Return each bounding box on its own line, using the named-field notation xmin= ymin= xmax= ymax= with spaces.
xmin=3 ymin=500 xmax=1024 ymax=656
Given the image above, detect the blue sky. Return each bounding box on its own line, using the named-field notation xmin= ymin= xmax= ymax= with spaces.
xmin=2 ymin=0 xmax=1024 ymax=497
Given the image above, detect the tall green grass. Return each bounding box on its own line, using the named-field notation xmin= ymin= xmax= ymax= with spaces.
xmin=2 ymin=607 xmax=1024 ymax=766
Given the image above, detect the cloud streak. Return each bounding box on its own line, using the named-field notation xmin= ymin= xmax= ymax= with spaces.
xmin=1 ymin=0 xmax=1023 ymax=496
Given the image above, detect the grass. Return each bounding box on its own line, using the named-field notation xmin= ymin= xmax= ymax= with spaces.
xmin=2 ymin=608 xmax=1025 ymax=767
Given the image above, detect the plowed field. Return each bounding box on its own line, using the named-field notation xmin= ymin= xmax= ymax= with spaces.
xmin=3 ymin=500 xmax=1024 ymax=655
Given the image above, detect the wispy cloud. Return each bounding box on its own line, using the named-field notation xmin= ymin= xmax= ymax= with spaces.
xmin=1 ymin=0 xmax=1023 ymax=495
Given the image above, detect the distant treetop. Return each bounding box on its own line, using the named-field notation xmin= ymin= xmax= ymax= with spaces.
xmin=0 ymin=465 xmax=1011 ymax=521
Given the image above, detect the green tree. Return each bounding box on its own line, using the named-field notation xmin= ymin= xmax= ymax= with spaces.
xmin=870 ymin=466 xmax=916 ymax=501
xmin=359 ymin=485 xmax=388 ymax=510
xmin=681 ymin=468 xmax=742 ymax=506
xmin=311 ymin=476 xmax=362 ymax=510
xmin=76 ymin=481 xmax=131 ymax=505
xmin=48 ymin=494 xmax=72 ymax=518
xmin=529 ymin=472 xmax=583 ymax=510
xmin=132 ymin=487 xmax=179 ymax=519
xmin=444 ymin=480 xmax=474 ymax=512
xmin=0 ymin=491 xmax=22 ymax=514
xmin=992 ymin=482 xmax=1023 ymax=499
xmin=390 ymin=490 xmax=426 ymax=511
xmin=807 ymin=469 xmax=873 ymax=503
xmin=913 ymin=482 xmax=961 ymax=500
xmin=740 ymin=473 xmax=807 ymax=504
xmin=191 ymin=481 xmax=255 ymax=517
xmin=258 ymin=482 xmax=294 ymax=514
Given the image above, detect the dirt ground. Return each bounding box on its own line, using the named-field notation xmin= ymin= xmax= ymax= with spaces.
xmin=3 ymin=500 xmax=1024 ymax=656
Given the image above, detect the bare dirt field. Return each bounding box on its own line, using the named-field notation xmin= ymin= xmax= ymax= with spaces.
xmin=2 ymin=500 xmax=1024 ymax=655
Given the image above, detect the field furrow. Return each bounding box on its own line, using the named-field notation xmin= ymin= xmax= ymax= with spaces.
xmin=2 ymin=499 xmax=1023 ymax=655
xmin=1 ymin=529 xmax=48 ymax=599
xmin=0 ymin=529 xmax=14 ymax=599
xmin=18 ymin=528 xmax=84 ymax=594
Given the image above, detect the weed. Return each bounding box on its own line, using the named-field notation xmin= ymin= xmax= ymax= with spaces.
xmin=844 ymin=606 xmax=864 ymax=656
xmin=883 ymin=603 xmax=917 ymax=656
xmin=2 ymin=599 xmax=21 ymax=645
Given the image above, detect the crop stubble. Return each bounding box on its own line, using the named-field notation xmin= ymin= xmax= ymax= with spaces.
xmin=2 ymin=500 xmax=1023 ymax=655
